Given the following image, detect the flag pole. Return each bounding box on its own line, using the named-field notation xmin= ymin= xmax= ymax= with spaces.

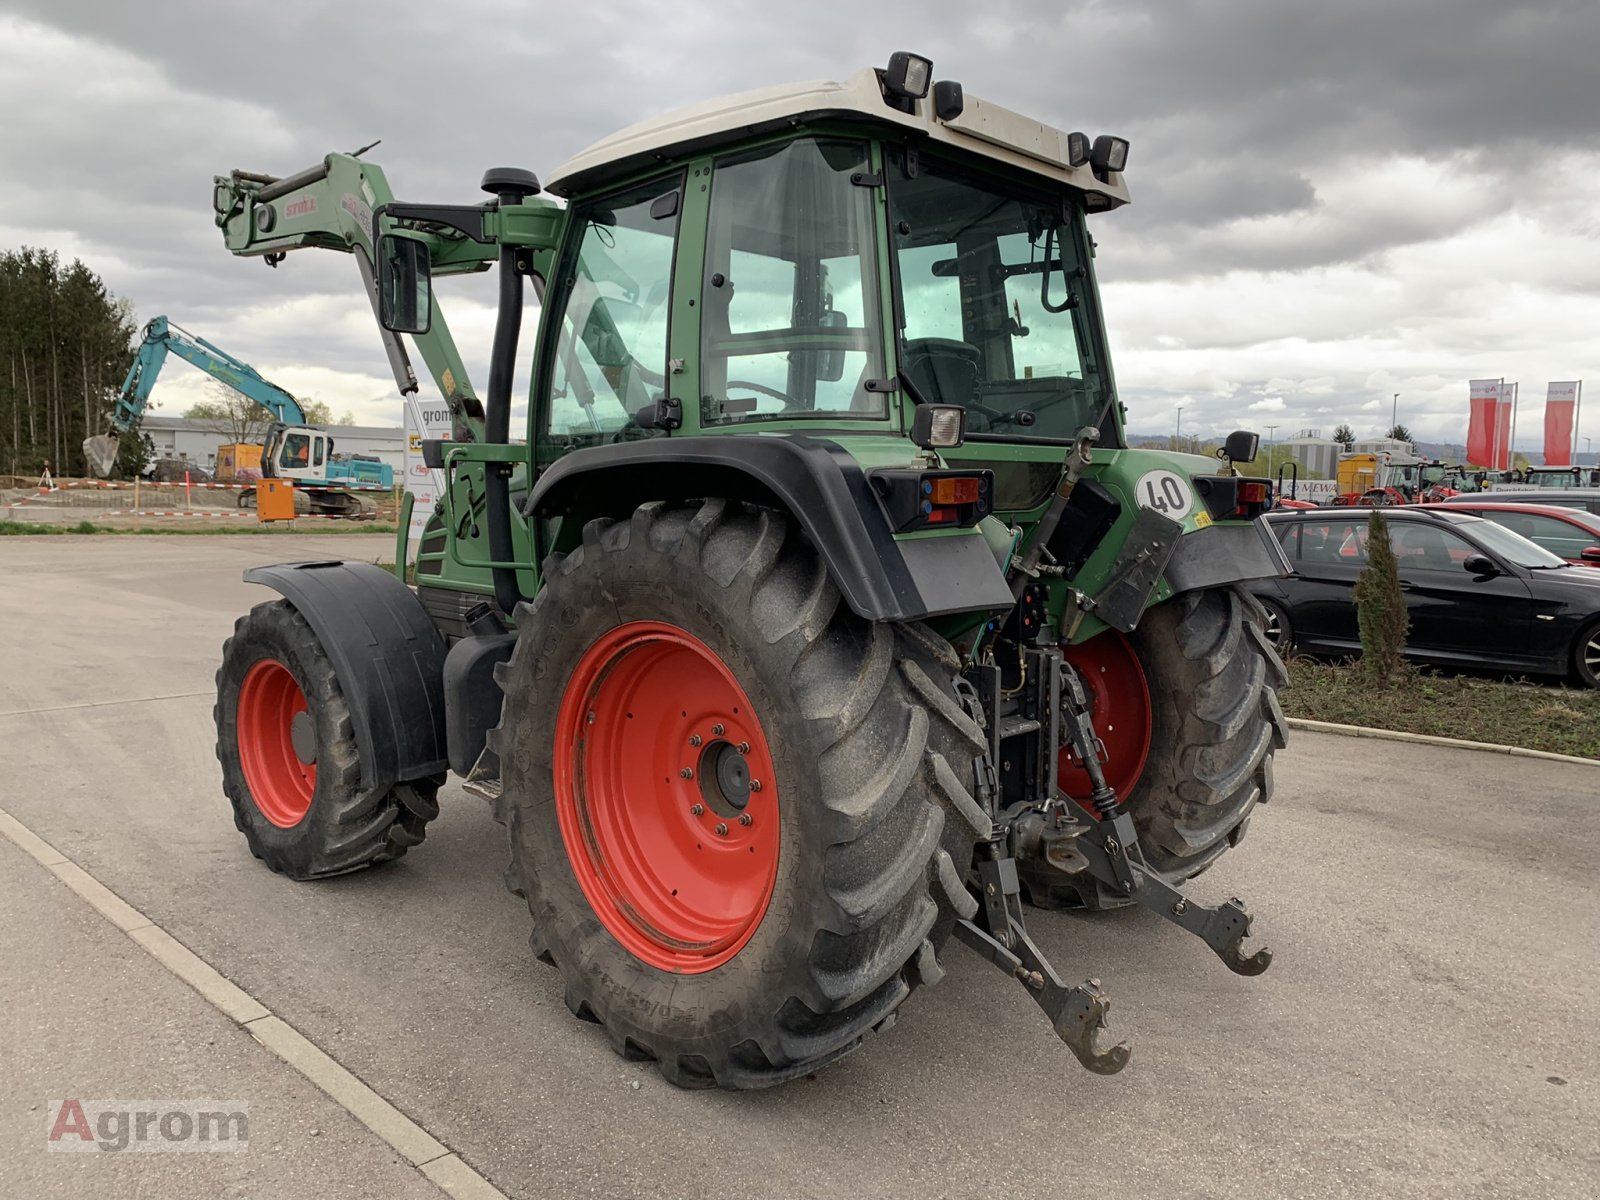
xmin=1507 ymin=382 xmax=1519 ymax=472
xmin=1575 ymin=380 xmax=1584 ymax=467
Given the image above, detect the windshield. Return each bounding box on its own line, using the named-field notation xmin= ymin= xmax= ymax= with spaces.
xmin=1463 ymin=518 xmax=1569 ymax=568
xmin=885 ymin=148 xmax=1115 ymax=444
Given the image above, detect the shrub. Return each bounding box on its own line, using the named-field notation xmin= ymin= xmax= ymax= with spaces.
xmin=1351 ymin=509 xmax=1409 ymax=685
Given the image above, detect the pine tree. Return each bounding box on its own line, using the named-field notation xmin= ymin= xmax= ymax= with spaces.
xmin=1333 ymin=423 xmax=1356 ymax=450
xmin=1352 ymin=509 xmax=1409 ymax=686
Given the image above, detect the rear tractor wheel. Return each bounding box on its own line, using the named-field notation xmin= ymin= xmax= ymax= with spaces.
xmin=1024 ymin=585 xmax=1289 ymax=909
xmin=215 ymin=600 xmax=440 ymax=879
xmin=493 ymin=500 xmax=990 ymax=1088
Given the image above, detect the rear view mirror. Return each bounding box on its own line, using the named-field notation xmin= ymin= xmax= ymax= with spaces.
xmin=1462 ymin=553 xmax=1498 ymax=577
xmin=817 ymin=310 xmax=848 ymax=383
xmin=378 ymin=234 xmax=432 ymax=334
xmin=1582 ymin=546 xmax=1600 ymax=563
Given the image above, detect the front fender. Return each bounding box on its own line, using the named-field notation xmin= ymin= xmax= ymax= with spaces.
xmin=243 ymin=561 xmax=449 ymax=791
xmin=527 ymin=434 xmax=1014 ymax=622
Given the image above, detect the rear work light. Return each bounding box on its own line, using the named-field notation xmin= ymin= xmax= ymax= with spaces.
xmin=870 ymin=468 xmax=995 ymax=533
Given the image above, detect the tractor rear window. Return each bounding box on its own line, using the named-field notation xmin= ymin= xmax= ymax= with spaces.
xmin=886 ymin=148 xmax=1116 ymax=446
xmin=699 ymin=139 xmax=887 ymax=425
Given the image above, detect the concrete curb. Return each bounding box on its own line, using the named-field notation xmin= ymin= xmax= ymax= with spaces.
xmin=1285 ymin=717 xmax=1600 ymax=767
xmin=0 ymin=803 xmax=508 ymax=1200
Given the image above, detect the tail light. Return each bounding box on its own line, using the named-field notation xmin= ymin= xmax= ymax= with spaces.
xmin=1193 ymin=475 xmax=1275 ymax=521
xmin=870 ymin=469 xmax=995 ymax=532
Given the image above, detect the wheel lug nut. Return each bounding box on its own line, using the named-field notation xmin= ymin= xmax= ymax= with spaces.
xmin=715 ymin=822 xmax=729 ymax=836
xmin=689 ymin=733 xmax=702 ymax=747
xmin=750 ymin=779 xmax=763 ymax=792
xmin=680 ymin=768 xmax=694 ymax=779
xmin=712 ymin=723 xmax=725 ymax=736
xmin=738 ymin=813 xmax=752 ymax=827
xmin=690 ymin=803 xmax=705 ymax=816
xmin=737 ymin=741 xmax=749 ymax=754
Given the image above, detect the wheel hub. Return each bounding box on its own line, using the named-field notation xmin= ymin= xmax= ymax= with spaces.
xmin=703 ymin=741 xmax=752 ymax=814
xmin=236 ymin=659 xmax=317 ymax=829
xmin=554 ymin=621 xmax=780 ymax=974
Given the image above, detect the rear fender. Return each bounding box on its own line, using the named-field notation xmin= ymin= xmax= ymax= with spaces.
xmin=527 ymin=434 xmax=1014 ymax=622
xmin=243 ymin=561 xmax=449 ymax=791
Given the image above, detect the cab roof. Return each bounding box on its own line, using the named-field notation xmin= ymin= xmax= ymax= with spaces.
xmin=543 ymin=66 xmax=1130 ymax=210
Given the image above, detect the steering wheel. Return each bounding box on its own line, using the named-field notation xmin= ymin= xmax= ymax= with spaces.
xmin=726 ymin=380 xmax=796 ymax=406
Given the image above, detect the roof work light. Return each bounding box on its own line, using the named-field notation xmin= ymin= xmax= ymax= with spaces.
xmin=1090 ymin=135 xmax=1130 ymax=175
xmin=885 ymin=52 xmax=933 ymax=100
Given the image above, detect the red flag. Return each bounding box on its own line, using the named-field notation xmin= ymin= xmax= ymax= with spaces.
xmin=1466 ymin=396 xmax=1497 ymax=466
xmin=1494 ymin=400 xmax=1514 ymax=470
xmin=1544 ymin=400 xmax=1576 ymax=466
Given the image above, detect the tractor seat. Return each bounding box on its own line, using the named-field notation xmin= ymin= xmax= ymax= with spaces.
xmin=902 ymin=338 xmax=981 ymax=405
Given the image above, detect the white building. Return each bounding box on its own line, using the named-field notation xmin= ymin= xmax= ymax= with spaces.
xmin=1352 ymin=436 xmax=1416 ymax=460
xmin=141 ymin=416 xmax=405 ymax=475
xmin=1277 ymin=429 xmax=1341 ymax=478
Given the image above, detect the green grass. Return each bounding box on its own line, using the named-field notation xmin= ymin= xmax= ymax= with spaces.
xmin=1282 ymin=657 xmax=1600 ymax=760
xmin=0 ymin=519 xmax=396 ymax=536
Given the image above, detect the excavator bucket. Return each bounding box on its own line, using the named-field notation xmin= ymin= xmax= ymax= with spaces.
xmin=83 ymin=435 xmax=120 ymax=478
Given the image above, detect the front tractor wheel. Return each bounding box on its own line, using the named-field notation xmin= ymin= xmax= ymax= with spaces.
xmin=494 ymin=501 xmax=989 ymax=1089
xmin=1029 ymin=585 xmax=1289 ymax=908
xmin=215 ymin=600 xmax=439 ymax=879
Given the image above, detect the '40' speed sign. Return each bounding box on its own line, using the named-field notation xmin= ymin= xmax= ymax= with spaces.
xmin=1134 ymin=469 xmax=1193 ymax=519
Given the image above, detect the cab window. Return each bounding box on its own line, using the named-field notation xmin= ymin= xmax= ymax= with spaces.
xmin=700 ymin=138 xmax=885 ymax=425
xmin=542 ymin=175 xmax=683 ymax=447
xmin=282 ymin=432 xmax=310 ymax=467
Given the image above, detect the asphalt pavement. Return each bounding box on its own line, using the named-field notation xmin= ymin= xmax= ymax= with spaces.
xmin=2 ymin=534 xmax=1596 ymax=1199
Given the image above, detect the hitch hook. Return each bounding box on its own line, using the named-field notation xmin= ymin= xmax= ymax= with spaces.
xmin=953 ymin=917 xmax=1132 ymax=1075
xmin=1207 ymin=898 xmax=1273 ymax=977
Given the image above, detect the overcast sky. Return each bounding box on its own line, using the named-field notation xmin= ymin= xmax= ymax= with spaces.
xmin=4 ymin=0 xmax=1598 ymax=454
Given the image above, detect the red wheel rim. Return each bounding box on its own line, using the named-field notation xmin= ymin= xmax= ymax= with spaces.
xmin=1058 ymin=632 xmax=1152 ymax=817
xmin=554 ymin=621 xmax=780 ymax=974
xmin=237 ymin=659 xmax=317 ymax=828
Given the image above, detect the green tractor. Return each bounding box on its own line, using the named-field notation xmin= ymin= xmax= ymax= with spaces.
xmin=210 ymin=53 xmax=1288 ymax=1087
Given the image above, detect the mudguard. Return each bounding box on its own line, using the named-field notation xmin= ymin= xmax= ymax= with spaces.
xmin=527 ymin=434 xmax=1015 ymax=622
xmin=243 ymin=561 xmax=449 ymax=791
xmin=1163 ymin=519 xmax=1292 ymax=597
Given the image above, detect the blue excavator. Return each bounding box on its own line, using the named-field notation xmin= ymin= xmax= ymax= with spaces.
xmin=86 ymin=316 xmax=393 ymax=517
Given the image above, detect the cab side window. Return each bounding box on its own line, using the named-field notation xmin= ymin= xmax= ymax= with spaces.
xmin=700 ymin=138 xmax=885 ymax=424
xmin=542 ymin=176 xmax=683 ymax=445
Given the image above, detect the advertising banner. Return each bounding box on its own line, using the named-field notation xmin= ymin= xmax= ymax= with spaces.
xmin=1544 ymin=381 xmax=1580 ymax=467
xmin=1466 ymin=379 xmax=1501 ymax=467
xmin=402 ymin=397 xmax=452 ymax=552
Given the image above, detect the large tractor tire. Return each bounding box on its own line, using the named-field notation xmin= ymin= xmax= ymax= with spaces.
xmin=1035 ymin=585 xmax=1288 ymax=908
xmin=215 ymin=600 xmax=440 ymax=879
xmin=492 ymin=500 xmax=989 ymax=1089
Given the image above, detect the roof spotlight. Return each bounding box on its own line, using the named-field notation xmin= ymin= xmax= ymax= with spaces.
xmin=1090 ymin=135 xmax=1130 ymax=175
xmin=1065 ymin=131 xmax=1091 ymax=168
xmin=885 ymin=51 xmax=933 ymax=100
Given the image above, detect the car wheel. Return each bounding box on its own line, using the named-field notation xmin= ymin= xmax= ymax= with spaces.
xmin=1573 ymin=621 xmax=1600 ymax=689
xmin=1258 ymin=597 xmax=1294 ymax=656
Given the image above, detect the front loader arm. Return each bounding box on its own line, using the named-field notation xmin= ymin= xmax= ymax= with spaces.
xmin=212 ymin=152 xmax=492 ymax=441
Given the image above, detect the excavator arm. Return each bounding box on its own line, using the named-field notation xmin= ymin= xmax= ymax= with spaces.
xmin=212 ymin=151 xmax=506 ymax=443
xmin=110 ymin=316 xmax=307 ymax=433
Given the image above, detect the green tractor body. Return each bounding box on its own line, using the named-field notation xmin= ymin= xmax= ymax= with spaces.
xmin=210 ymin=57 xmax=1288 ymax=1086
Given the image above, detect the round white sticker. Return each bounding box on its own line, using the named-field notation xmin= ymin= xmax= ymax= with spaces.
xmin=1133 ymin=469 xmax=1193 ymax=519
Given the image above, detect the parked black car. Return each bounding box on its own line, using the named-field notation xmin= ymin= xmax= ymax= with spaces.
xmin=1251 ymin=507 xmax=1600 ymax=686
